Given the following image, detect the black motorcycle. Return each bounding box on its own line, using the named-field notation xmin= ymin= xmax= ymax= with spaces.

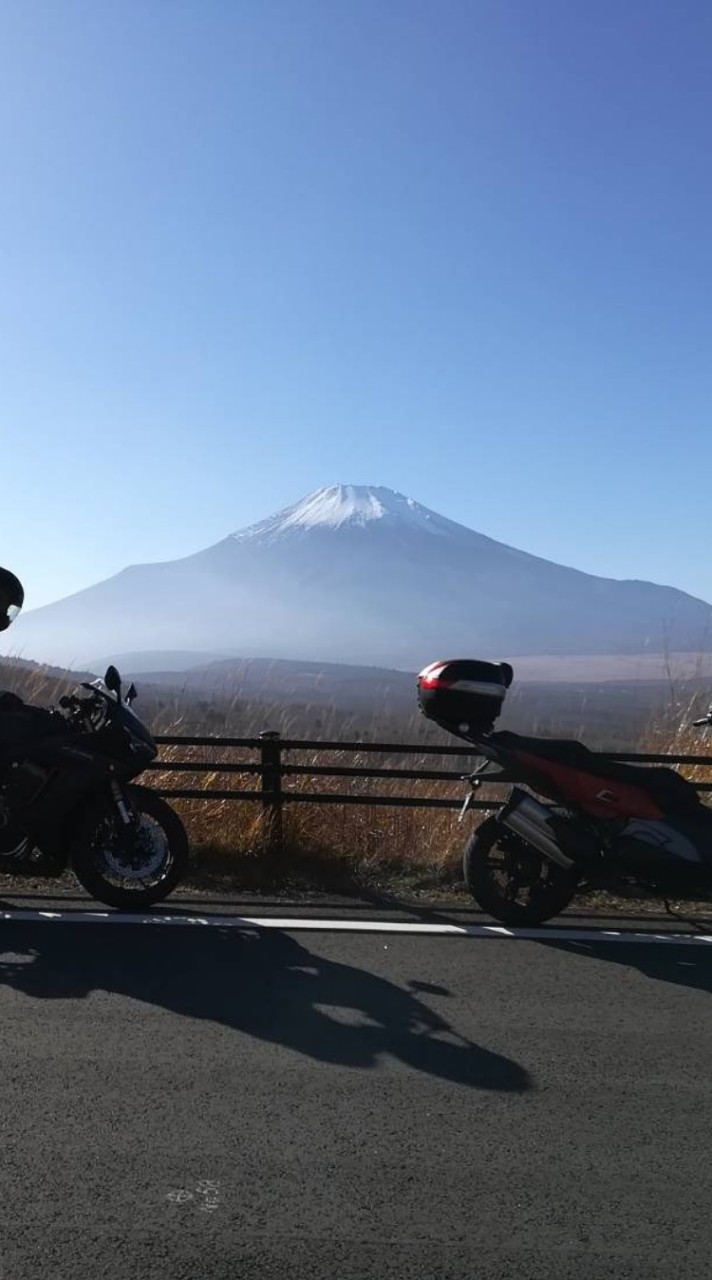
xmin=0 ymin=665 xmax=188 ymax=908
xmin=417 ymin=658 xmax=712 ymax=925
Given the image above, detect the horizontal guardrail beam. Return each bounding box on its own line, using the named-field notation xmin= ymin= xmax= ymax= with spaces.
xmin=146 ymin=730 xmax=712 ymax=850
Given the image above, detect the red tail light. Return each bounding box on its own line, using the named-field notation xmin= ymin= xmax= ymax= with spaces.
xmin=418 ymin=662 xmax=456 ymax=690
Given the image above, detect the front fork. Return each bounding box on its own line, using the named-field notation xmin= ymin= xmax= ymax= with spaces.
xmin=109 ymin=776 xmax=134 ymax=825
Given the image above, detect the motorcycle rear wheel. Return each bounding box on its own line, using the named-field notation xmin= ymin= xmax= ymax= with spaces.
xmin=71 ymin=785 xmax=189 ymax=909
xmin=463 ymin=816 xmax=579 ymax=926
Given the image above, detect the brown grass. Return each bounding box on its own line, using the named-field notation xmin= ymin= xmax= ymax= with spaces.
xmin=148 ymin=736 xmax=480 ymax=894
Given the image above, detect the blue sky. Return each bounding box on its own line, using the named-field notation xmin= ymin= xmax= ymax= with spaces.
xmin=1 ymin=0 xmax=711 ymax=608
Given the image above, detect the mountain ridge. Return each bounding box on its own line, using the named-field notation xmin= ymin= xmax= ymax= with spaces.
xmin=5 ymin=484 xmax=712 ymax=669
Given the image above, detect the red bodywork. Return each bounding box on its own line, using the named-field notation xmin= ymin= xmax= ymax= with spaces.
xmin=514 ymin=751 xmax=664 ymax=821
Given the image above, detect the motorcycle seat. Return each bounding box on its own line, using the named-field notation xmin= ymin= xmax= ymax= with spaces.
xmin=493 ymin=731 xmax=701 ymax=812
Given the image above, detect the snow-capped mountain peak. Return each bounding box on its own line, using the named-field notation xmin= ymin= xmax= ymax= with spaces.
xmin=231 ymin=485 xmax=455 ymax=542
xmin=7 ymin=480 xmax=712 ymax=671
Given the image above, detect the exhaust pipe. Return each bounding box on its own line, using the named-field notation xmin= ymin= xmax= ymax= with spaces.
xmin=500 ymin=789 xmax=575 ymax=870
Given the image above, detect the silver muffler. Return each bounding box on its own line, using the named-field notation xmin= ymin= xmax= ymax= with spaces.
xmin=500 ymin=789 xmax=575 ymax=870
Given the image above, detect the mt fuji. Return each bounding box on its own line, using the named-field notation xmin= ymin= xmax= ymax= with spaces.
xmin=5 ymin=485 xmax=712 ymax=670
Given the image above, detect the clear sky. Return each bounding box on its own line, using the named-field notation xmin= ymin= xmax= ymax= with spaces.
xmin=1 ymin=0 xmax=711 ymax=608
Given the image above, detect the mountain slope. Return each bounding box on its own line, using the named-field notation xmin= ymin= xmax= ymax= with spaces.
xmin=6 ymin=485 xmax=712 ymax=668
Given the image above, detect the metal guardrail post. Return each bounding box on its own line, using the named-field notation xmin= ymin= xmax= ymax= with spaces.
xmin=259 ymin=731 xmax=284 ymax=852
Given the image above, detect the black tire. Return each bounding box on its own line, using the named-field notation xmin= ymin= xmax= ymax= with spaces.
xmin=70 ymin=785 xmax=189 ymax=909
xmin=463 ymin=816 xmax=579 ymax=926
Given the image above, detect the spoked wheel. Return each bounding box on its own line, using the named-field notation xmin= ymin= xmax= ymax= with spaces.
xmin=463 ymin=816 xmax=579 ymax=926
xmin=71 ymin=785 xmax=189 ymax=909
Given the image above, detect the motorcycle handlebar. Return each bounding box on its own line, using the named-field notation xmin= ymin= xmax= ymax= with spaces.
xmin=57 ymin=685 xmax=111 ymax=732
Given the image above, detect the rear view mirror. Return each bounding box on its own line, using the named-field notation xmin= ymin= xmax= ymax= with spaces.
xmin=126 ymin=683 xmax=138 ymax=705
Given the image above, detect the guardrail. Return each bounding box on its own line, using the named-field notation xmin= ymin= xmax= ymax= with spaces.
xmin=146 ymin=732 xmax=712 ymax=849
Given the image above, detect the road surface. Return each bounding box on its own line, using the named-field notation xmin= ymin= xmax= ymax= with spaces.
xmin=1 ymin=902 xmax=712 ymax=1279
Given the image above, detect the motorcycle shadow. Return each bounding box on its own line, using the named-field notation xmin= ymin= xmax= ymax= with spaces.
xmin=0 ymin=919 xmax=531 ymax=1093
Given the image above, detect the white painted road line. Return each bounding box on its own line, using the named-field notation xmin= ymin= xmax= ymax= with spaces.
xmin=0 ymin=908 xmax=712 ymax=945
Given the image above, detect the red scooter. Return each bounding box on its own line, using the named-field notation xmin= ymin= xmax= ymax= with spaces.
xmin=417 ymin=659 xmax=712 ymax=925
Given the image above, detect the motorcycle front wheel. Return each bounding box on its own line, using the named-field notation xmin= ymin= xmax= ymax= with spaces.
xmin=70 ymin=784 xmax=189 ymax=909
xmin=463 ymin=816 xmax=579 ymax=926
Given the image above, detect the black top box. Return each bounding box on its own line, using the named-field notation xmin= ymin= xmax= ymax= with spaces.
xmin=417 ymin=659 xmax=513 ymax=738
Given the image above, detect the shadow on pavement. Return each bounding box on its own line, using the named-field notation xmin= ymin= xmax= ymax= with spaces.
xmin=0 ymin=921 xmax=530 ymax=1092
xmin=538 ymin=937 xmax=712 ymax=998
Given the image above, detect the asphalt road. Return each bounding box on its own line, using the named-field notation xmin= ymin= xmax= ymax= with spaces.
xmin=2 ymin=912 xmax=712 ymax=1279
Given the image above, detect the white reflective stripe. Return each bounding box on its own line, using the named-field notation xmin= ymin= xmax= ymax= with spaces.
xmin=0 ymin=910 xmax=711 ymax=945
xmin=418 ymin=661 xmax=444 ymax=677
xmin=418 ymin=662 xmax=449 ymax=681
xmin=448 ymin=680 xmax=506 ymax=697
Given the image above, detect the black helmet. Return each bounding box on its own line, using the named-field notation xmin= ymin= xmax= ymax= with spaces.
xmin=0 ymin=567 xmax=24 ymax=629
